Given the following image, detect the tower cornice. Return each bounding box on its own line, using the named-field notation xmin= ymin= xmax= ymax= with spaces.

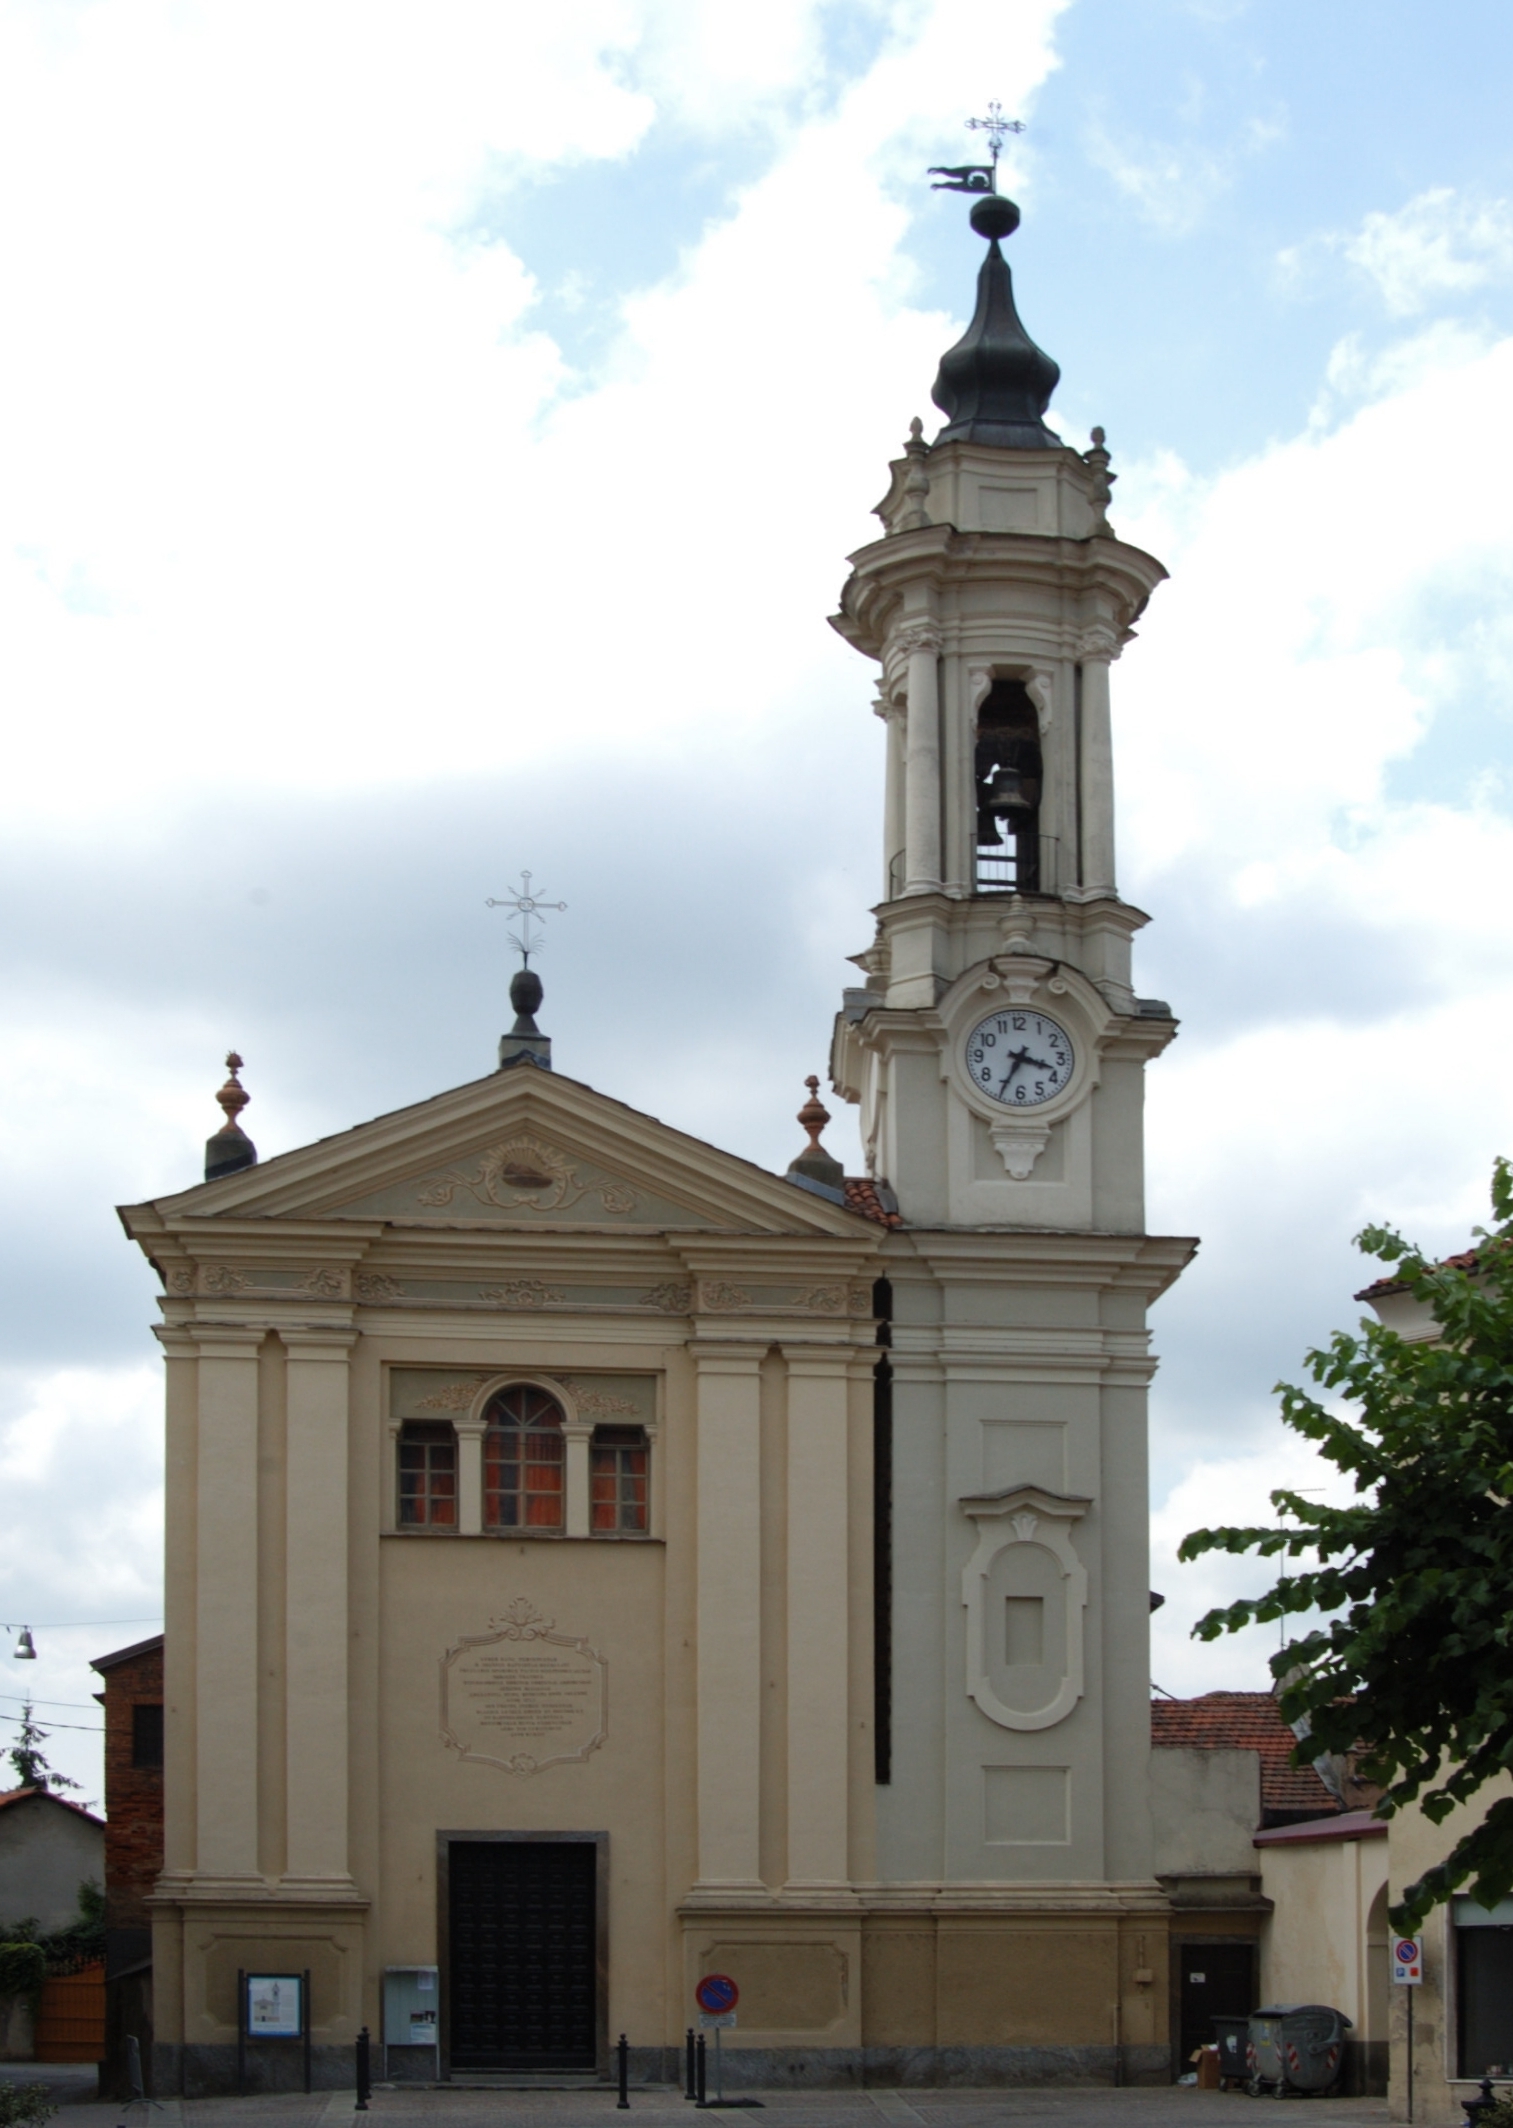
xmin=830 ymin=528 xmax=1167 ymax=666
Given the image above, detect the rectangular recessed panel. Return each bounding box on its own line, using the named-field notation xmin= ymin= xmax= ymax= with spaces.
xmin=1004 ymin=1596 xmax=1045 ymax=1666
xmin=980 ymin=1420 xmax=1067 ymax=1492
xmin=984 ymin=1765 xmax=1069 ymax=1845
xmin=448 ymin=1841 xmax=597 ymax=2070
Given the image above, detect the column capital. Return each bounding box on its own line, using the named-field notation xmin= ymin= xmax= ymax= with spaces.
xmin=779 ymin=1346 xmax=858 ymax=1379
xmin=279 ymin=1327 xmax=359 ymax=1361
xmin=182 ymin=1322 xmax=266 ymax=1355
xmin=894 ymin=621 xmax=943 ymax=660
xmin=688 ymin=1341 xmax=770 ymax=1373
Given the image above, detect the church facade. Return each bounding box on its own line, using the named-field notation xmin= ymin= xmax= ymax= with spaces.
xmin=120 ymin=187 xmax=1194 ymax=2094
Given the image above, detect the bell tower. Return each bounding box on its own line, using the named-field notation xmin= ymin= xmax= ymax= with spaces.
xmin=830 ymin=188 xmax=1176 ymax=1230
xmin=828 ymin=179 xmax=1195 ymax=2078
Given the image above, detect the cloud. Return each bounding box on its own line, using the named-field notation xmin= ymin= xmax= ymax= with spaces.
xmin=1280 ymin=186 xmax=1513 ymax=319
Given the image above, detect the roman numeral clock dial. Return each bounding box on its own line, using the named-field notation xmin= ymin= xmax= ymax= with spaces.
xmin=964 ymin=1008 xmax=1075 ymax=1108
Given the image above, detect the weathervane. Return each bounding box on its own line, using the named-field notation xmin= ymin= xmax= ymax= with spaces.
xmin=929 ymin=100 xmax=1025 ymax=196
xmin=486 ymin=870 xmax=567 ymax=968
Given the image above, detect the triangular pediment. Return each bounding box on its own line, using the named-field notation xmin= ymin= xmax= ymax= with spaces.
xmin=131 ymin=1065 xmax=865 ymax=1237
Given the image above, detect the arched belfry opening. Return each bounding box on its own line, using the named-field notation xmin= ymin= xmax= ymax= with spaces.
xmin=974 ymin=678 xmax=1042 ymax=894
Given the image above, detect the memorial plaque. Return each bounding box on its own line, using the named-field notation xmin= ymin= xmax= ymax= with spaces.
xmin=440 ymin=1596 xmax=607 ymax=1775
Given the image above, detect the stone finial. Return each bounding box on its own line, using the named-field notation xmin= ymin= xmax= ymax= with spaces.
xmin=205 ymin=1051 xmax=257 ymax=1182
xmin=901 ymin=417 xmax=932 ymax=531
xmin=1084 ymin=425 xmax=1115 ymax=535
xmin=787 ymin=1074 xmax=845 ymax=1194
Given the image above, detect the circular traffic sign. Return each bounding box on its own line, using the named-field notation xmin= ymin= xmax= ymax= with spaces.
xmin=1395 ymin=1939 xmax=1419 ymax=1963
xmin=695 ymin=1973 xmax=739 ymax=2015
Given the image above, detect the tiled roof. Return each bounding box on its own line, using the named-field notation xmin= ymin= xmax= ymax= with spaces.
xmin=1254 ymin=1808 xmax=1385 ymax=1847
xmin=0 ymin=1784 xmax=105 ymax=1828
xmin=1151 ymin=1691 xmax=1340 ymax=1819
xmin=844 ymin=1178 xmax=903 ymax=1228
xmin=1357 ymin=1246 xmax=1483 ymax=1301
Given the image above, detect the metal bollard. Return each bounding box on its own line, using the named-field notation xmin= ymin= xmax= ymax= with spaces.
xmin=355 ymin=2024 xmax=371 ymax=2112
xmin=685 ymin=2028 xmax=697 ymax=2102
xmin=617 ymin=2033 xmax=629 ymax=2109
xmin=695 ymin=2032 xmax=707 ymax=2108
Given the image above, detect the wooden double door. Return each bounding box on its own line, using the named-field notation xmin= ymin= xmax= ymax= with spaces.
xmin=445 ymin=1838 xmax=600 ymax=2072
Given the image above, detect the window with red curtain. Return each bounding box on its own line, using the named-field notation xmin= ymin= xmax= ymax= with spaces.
xmin=590 ymin=1426 xmax=649 ymax=1534
xmin=484 ymin=1385 xmax=565 ymax=1531
xmin=397 ymin=1420 xmax=458 ymax=1528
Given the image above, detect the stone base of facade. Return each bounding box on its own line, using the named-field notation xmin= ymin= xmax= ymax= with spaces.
xmin=153 ymin=2042 xmax=357 ymax=2097
xmin=688 ymin=2045 xmax=1171 ymax=2088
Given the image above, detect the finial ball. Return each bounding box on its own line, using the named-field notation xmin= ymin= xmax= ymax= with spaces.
xmin=969 ymin=192 xmax=1020 ymax=242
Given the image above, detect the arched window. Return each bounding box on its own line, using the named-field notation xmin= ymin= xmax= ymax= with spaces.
xmin=484 ymin=1385 xmax=565 ymax=1532
xmin=590 ymin=1426 xmax=649 ymax=1534
xmin=397 ymin=1421 xmax=457 ymax=1528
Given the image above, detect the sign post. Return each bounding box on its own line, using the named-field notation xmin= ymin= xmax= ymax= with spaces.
xmin=1393 ymin=1937 xmax=1422 ymax=2122
xmin=694 ymin=1975 xmax=739 ymax=2106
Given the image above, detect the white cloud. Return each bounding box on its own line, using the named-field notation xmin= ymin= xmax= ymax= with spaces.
xmin=1280 ymin=186 xmax=1513 ymax=319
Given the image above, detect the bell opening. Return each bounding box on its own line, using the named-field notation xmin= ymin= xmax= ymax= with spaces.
xmin=974 ymin=679 xmax=1043 ymax=894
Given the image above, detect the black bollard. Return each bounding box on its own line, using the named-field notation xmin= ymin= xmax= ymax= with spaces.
xmin=617 ymin=2033 xmax=630 ymax=2109
xmin=695 ymin=2032 xmax=707 ymax=2108
xmin=685 ymin=2028 xmax=697 ymax=2102
xmin=355 ymin=2024 xmax=371 ymax=2111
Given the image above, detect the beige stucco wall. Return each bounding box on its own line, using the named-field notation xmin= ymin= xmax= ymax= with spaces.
xmin=1151 ymin=1748 xmax=1260 ymax=1878
xmin=1384 ymin=1781 xmax=1513 ymax=2124
xmin=1257 ymin=1833 xmax=1388 ymax=2036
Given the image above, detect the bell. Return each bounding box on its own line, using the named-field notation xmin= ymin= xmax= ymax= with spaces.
xmin=986 ymin=765 xmax=1037 ymax=815
xmin=14 ymin=1627 xmax=36 ymax=1660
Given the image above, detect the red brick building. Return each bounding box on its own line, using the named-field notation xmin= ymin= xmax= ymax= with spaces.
xmin=91 ymin=1634 xmax=163 ymax=2094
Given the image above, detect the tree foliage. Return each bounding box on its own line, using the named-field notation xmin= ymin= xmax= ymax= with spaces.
xmin=5 ymin=1704 xmax=80 ymax=1797
xmin=1179 ymin=1157 xmax=1513 ymax=1931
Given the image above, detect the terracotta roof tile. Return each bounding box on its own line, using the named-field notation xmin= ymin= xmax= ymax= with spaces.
xmin=1151 ymin=1691 xmax=1339 ymax=1819
xmin=844 ymin=1178 xmax=902 ymax=1228
xmin=0 ymin=1784 xmax=105 ymax=1827
xmin=1357 ymin=1246 xmax=1486 ymax=1301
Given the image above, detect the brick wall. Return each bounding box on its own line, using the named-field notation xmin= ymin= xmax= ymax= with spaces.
xmin=95 ymin=1641 xmax=163 ymax=1930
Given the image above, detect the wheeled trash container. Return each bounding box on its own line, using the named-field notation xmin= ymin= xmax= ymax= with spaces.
xmin=1247 ymin=2003 xmax=1352 ymax=2096
xmin=1212 ymin=2015 xmax=1251 ymax=2087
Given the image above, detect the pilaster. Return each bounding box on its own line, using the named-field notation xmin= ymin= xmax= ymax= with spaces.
xmin=781 ymin=1347 xmax=854 ymax=1893
xmin=281 ymin=1325 xmax=357 ymax=1890
xmin=692 ymin=1341 xmax=767 ymax=1892
xmin=187 ymin=1322 xmax=263 ymax=1885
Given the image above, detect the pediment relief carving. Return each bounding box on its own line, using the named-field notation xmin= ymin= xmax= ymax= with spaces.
xmin=415 ymin=1135 xmax=638 ymax=1218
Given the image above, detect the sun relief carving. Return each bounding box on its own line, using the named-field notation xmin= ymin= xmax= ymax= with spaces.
xmin=415 ymin=1135 xmax=638 ymax=1216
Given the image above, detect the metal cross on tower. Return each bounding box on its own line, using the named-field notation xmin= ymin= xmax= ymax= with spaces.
xmin=485 ymin=870 xmax=567 ymax=967
xmin=929 ymin=101 xmax=1025 ymax=196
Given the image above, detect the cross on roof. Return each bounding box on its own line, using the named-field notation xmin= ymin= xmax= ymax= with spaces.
xmin=485 ymin=870 xmax=567 ymax=967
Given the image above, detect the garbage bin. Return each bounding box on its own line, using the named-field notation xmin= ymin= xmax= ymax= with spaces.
xmin=1212 ymin=2015 xmax=1251 ymax=2087
xmin=1247 ymin=2004 xmax=1352 ymax=2096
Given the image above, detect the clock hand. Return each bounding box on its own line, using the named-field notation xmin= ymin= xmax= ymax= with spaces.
xmin=998 ymin=1047 xmax=1055 ymax=1097
xmin=997 ymin=1046 xmax=1031 ymax=1096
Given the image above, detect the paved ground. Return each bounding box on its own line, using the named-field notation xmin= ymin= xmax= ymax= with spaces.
xmin=0 ymin=2073 xmax=1390 ymax=2128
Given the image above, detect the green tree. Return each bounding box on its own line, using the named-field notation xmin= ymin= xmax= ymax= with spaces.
xmin=1179 ymin=1157 xmax=1513 ymax=1931
xmin=6 ymin=1702 xmax=80 ymax=1796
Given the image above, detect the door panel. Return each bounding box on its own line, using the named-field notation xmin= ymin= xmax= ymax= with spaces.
xmin=1178 ymin=1941 xmax=1255 ymax=2068
xmin=447 ymin=1840 xmax=598 ymax=2071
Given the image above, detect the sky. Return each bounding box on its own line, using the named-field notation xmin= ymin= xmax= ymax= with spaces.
xmin=2 ymin=0 xmax=1512 ymax=1801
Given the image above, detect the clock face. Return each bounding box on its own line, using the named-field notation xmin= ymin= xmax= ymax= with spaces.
xmin=964 ymin=1008 xmax=1076 ymax=1108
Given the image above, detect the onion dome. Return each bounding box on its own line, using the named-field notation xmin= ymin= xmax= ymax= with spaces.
xmin=931 ymin=192 xmax=1061 ymax=450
